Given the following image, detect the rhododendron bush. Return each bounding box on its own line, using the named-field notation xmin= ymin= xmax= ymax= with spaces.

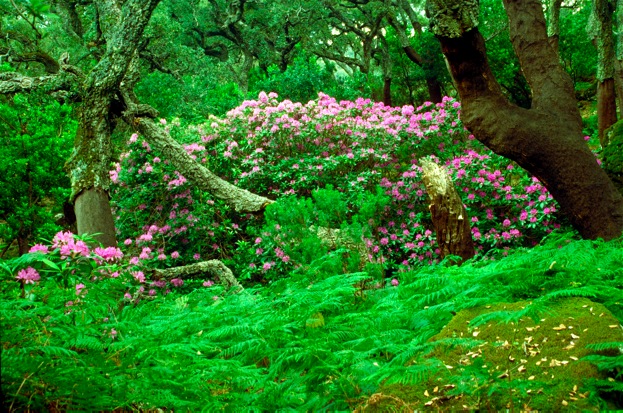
xmin=111 ymin=92 xmax=564 ymax=280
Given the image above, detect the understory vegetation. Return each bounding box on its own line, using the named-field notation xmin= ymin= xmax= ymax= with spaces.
xmin=1 ymin=0 xmax=622 ymax=410
xmin=1 ymin=93 xmax=622 ymax=411
xmin=1 ymin=231 xmax=622 ymax=411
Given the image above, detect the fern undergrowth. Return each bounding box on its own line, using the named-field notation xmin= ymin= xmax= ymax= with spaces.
xmin=1 ymin=231 xmax=622 ymax=411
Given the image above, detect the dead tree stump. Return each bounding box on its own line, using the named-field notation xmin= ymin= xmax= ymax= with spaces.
xmin=420 ymin=158 xmax=475 ymax=264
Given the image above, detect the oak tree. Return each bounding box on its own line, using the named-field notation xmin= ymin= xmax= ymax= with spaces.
xmin=426 ymin=0 xmax=623 ymax=239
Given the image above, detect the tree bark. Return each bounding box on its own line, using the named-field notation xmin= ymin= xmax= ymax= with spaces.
xmin=74 ymin=187 xmax=117 ymax=247
xmin=420 ymin=158 xmax=474 ymax=263
xmin=383 ymin=77 xmax=392 ymax=107
xmin=426 ymin=0 xmax=623 ymax=240
xmin=597 ymin=78 xmax=618 ymax=144
xmin=615 ymin=0 xmax=623 ymax=118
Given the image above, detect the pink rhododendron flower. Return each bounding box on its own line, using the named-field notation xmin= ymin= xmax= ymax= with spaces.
xmin=29 ymin=244 xmax=49 ymax=254
xmin=94 ymin=247 xmax=123 ymax=262
xmin=16 ymin=267 xmax=40 ymax=284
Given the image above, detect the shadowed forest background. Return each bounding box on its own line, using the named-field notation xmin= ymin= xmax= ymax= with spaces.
xmin=1 ymin=0 xmax=622 ymax=411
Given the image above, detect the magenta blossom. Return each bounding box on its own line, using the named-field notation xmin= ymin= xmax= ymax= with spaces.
xmin=29 ymin=244 xmax=49 ymax=254
xmin=16 ymin=267 xmax=40 ymax=284
xmin=94 ymin=247 xmax=124 ymax=262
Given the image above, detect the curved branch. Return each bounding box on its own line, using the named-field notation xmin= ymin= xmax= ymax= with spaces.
xmin=152 ymin=260 xmax=242 ymax=291
xmin=0 ymin=72 xmax=77 ymax=95
xmin=503 ymin=0 xmax=579 ymax=123
xmin=127 ymin=114 xmax=274 ymax=213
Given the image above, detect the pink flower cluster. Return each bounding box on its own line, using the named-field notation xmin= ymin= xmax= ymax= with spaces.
xmin=112 ymin=92 xmax=565 ymax=278
xmin=16 ymin=267 xmax=40 ymax=284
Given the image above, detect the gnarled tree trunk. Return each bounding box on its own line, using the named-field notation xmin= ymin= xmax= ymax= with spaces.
xmin=426 ymin=0 xmax=623 ymax=240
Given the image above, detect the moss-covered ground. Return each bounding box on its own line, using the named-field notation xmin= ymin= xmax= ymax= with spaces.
xmin=360 ymin=297 xmax=622 ymax=411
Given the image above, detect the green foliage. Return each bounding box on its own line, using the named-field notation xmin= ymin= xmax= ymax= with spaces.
xmin=136 ymin=72 xmax=244 ymax=121
xmin=0 ymin=93 xmax=75 ymax=254
xmin=249 ymin=50 xmax=365 ymax=103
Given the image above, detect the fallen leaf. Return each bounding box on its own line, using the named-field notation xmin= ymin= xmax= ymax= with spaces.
xmin=553 ymin=324 xmax=566 ymax=331
xmin=424 ymin=390 xmax=430 ymax=397
xmin=562 ymin=400 xmax=568 ymax=406
xmin=609 ymin=325 xmax=619 ymax=328
xmin=571 ymin=333 xmax=580 ymax=339
xmin=473 ymin=331 xmax=480 ymax=337
xmin=528 ymin=375 xmax=535 ymax=380
xmin=518 ymin=365 xmax=526 ymax=372
xmin=433 ymin=386 xmax=439 ymax=393
xmin=570 ymin=356 xmax=578 ymax=361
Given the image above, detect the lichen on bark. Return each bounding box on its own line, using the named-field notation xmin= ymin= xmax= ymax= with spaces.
xmin=426 ymin=0 xmax=479 ymax=38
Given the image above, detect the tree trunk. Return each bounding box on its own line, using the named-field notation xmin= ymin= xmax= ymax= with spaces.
xmin=426 ymin=0 xmax=623 ymax=240
xmin=615 ymin=0 xmax=623 ymax=118
xmin=62 ymin=0 xmax=161 ymax=246
xmin=17 ymin=236 xmax=30 ymax=256
xmin=588 ymin=0 xmax=618 ymax=144
xmin=420 ymin=158 xmax=474 ymax=263
xmin=598 ymin=78 xmax=618 ymax=145
xmin=383 ymin=77 xmax=392 ymax=106
xmin=425 ymin=77 xmax=443 ymax=104
xmin=74 ymin=188 xmax=117 ymax=247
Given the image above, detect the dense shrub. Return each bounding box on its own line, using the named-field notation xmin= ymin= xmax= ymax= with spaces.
xmin=0 ymin=91 xmax=76 ymax=255
xmin=111 ymin=92 xmax=565 ymax=281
